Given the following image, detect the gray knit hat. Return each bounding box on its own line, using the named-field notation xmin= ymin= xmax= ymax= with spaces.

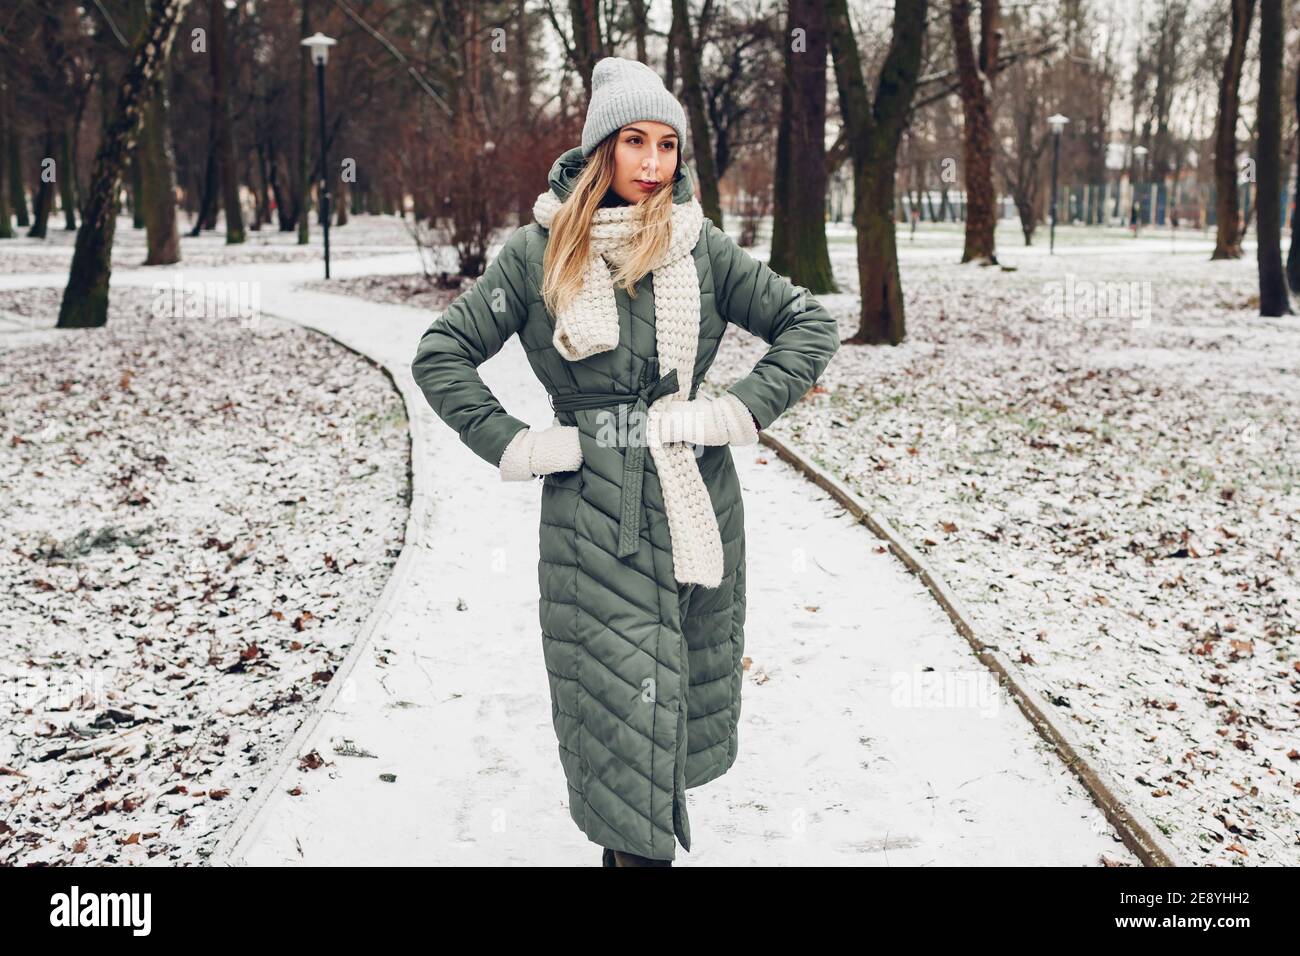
xmin=581 ymin=56 xmax=688 ymax=158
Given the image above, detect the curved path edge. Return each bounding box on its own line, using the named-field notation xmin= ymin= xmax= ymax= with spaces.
xmin=195 ymin=276 xmax=1166 ymax=868
xmin=207 ymin=302 xmax=431 ymax=867
xmin=755 ymin=430 xmax=1188 ymax=868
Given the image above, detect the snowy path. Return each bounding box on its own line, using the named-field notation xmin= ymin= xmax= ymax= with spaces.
xmin=2 ymin=257 xmax=1138 ymax=865
xmin=230 ymin=283 xmax=1133 ymax=866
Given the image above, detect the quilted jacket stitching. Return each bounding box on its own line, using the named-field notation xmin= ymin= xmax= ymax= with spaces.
xmin=582 ymin=708 xmax=676 ymax=792
xmin=585 ymin=774 xmax=662 ymax=841
xmin=578 ymin=610 xmax=681 ymax=690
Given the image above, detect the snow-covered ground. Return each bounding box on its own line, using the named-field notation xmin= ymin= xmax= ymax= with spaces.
xmin=0 ymin=282 xmax=409 ymax=864
xmin=3 ymin=213 xmax=1291 ymax=866
xmin=218 ymin=284 xmax=1137 ymax=867
xmin=759 ymin=223 xmax=1298 ymax=866
xmin=293 ymin=217 xmax=1299 ymax=866
xmin=0 ymin=215 xmax=412 ymax=274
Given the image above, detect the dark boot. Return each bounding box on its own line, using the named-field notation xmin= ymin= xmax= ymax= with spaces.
xmin=612 ymin=849 xmax=672 ymax=867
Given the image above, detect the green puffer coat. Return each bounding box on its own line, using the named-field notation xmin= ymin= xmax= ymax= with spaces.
xmin=410 ymin=146 xmax=840 ymax=861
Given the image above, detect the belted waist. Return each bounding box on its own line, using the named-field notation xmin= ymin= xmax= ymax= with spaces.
xmin=549 ymin=357 xmax=681 ymax=558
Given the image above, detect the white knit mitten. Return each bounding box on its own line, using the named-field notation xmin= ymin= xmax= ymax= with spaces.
xmin=657 ymin=392 xmax=759 ymax=447
xmin=498 ymin=422 xmax=584 ymax=481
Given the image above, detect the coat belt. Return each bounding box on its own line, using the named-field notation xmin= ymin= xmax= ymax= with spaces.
xmin=549 ymin=357 xmax=682 ymax=558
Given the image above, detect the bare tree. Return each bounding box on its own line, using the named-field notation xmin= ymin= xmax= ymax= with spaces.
xmin=211 ymin=0 xmax=245 ymax=243
xmin=403 ymin=0 xmax=522 ymax=279
xmin=5 ymin=36 xmax=30 ymax=230
xmin=6 ymin=120 xmax=26 ymax=228
xmin=1135 ymin=1 xmax=1188 ymax=203
xmin=297 ymin=0 xmax=311 ymax=244
xmin=628 ymin=0 xmax=649 ymax=63
xmin=827 ymin=0 xmax=927 ymax=344
xmin=513 ymin=0 xmax=536 ymax=226
xmin=1256 ymin=0 xmax=1290 ymax=314
xmin=769 ymin=0 xmax=835 ymax=292
xmin=138 ymin=0 xmax=182 ymax=265
xmin=57 ymin=126 xmax=77 ymax=230
xmin=0 ymin=69 xmax=10 ymax=239
xmin=568 ymin=0 xmax=606 ymax=101
xmin=999 ymin=67 xmax=1051 ymax=245
xmin=27 ymin=10 xmax=66 ymax=240
xmin=951 ymin=0 xmax=1001 ymax=264
xmin=28 ymin=121 xmax=55 ymax=239
xmin=1212 ymin=0 xmax=1254 ymax=259
xmin=732 ymin=150 xmax=773 ymax=247
xmin=57 ymin=0 xmax=192 ymax=329
xmin=1286 ymin=43 xmax=1300 ymax=292
xmin=671 ymin=0 xmax=722 ymax=227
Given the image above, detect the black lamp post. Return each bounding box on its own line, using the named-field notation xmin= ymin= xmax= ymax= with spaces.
xmin=1047 ymin=113 xmax=1069 ymax=254
xmin=301 ymin=32 xmax=337 ymax=278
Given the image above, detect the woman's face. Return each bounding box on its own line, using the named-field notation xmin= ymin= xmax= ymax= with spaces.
xmin=610 ymin=121 xmax=679 ymax=204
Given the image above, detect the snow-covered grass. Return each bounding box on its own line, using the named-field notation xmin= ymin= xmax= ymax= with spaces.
xmin=0 ymin=213 xmax=414 ymax=274
xmin=6 ymin=212 xmax=1290 ymax=866
xmin=311 ymin=217 xmax=1297 ymax=866
xmin=731 ymin=225 xmax=1297 ymax=867
xmin=298 ymin=272 xmax=461 ymax=313
xmin=0 ymin=285 xmax=409 ymax=864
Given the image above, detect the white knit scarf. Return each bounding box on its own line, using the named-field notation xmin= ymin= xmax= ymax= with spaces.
xmin=532 ymin=188 xmax=725 ymax=589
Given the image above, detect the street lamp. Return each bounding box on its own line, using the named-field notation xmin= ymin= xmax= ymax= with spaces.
xmin=1047 ymin=113 xmax=1069 ymax=254
xmin=301 ymin=32 xmax=337 ymax=278
xmin=1133 ymin=145 xmax=1148 ymax=238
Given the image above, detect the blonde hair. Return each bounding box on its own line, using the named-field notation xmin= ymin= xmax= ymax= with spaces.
xmin=540 ymin=133 xmax=677 ymax=319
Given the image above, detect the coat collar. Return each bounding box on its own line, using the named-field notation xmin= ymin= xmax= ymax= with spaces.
xmin=546 ymin=145 xmax=694 ymax=205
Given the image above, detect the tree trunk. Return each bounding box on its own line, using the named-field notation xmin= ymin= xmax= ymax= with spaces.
xmin=71 ymin=86 xmax=87 ymax=222
xmin=827 ymin=0 xmax=927 ymax=344
xmin=665 ymin=1 xmax=678 ymax=90
xmin=58 ymin=125 xmax=77 ymax=230
xmin=210 ymin=0 xmax=244 ymax=244
xmin=1256 ymin=0 xmax=1290 ymax=314
xmin=569 ymin=0 xmax=604 ymax=102
xmin=268 ymin=148 xmax=294 ymax=231
xmin=0 ymin=73 xmax=13 ymax=239
xmin=130 ymin=154 xmax=145 ymax=228
xmin=769 ymin=0 xmax=836 ymax=293
xmin=671 ymin=0 xmax=722 ymax=228
xmin=296 ymin=0 xmax=311 ymax=244
xmin=513 ymin=0 xmax=534 ymax=227
xmin=1286 ymin=46 xmax=1300 ymax=292
xmin=27 ymin=124 xmax=55 ymax=239
xmin=1016 ymin=197 xmax=1034 ymax=244
xmin=629 ymin=0 xmax=649 ymax=63
xmin=336 ymin=174 xmax=349 ymax=225
xmin=1212 ymin=0 xmax=1255 ymax=259
xmin=951 ymin=0 xmax=1000 ymax=265
xmin=854 ymin=146 xmax=908 ymax=344
xmin=8 ymin=108 xmax=29 ymax=227
xmin=189 ymin=143 xmax=218 ymax=236
xmin=57 ymin=0 xmax=191 ymax=329
xmin=923 ymin=164 xmax=938 ymax=221
xmin=139 ymin=57 xmax=181 ymax=265
xmin=253 ymin=141 xmax=272 ymax=229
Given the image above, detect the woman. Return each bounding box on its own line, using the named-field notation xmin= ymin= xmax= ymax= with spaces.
xmin=410 ymin=57 xmax=839 ymax=866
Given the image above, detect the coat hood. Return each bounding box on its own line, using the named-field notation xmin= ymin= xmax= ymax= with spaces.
xmin=545 ymin=145 xmax=694 ymax=205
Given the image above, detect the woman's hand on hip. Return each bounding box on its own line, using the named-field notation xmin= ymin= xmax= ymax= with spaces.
xmin=498 ymin=422 xmax=584 ymax=480
xmin=657 ymin=393 xmax=759 ymax=447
